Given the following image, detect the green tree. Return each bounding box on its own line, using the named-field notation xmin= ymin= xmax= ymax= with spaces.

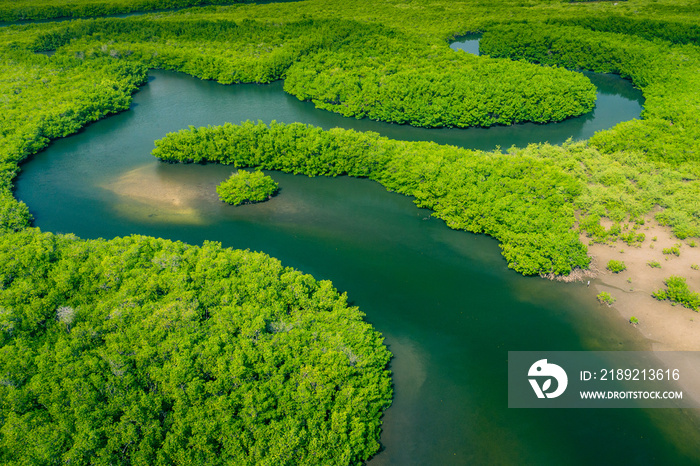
xmin=216 ymin=170 xmax=279 ymax=206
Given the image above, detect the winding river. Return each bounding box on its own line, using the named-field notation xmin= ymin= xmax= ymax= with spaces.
xmin=15 ymin=40 xmax=700 ymax=464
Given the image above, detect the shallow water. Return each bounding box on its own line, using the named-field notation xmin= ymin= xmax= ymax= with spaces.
xmin=15 ymin=65 xmax=700 ymax=464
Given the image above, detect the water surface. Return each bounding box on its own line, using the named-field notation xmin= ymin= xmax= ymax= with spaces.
xmin=450 ymin=34 xmax=482 ymax=56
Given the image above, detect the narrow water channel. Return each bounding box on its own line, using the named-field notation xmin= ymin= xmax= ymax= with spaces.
xmin=15 ymin=61 xmax=700 ymax=464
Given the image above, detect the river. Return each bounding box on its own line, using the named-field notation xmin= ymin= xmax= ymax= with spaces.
xmin=15 ymin=48 xmax=700 ymax=464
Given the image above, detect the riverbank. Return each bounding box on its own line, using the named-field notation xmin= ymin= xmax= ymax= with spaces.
xmin=583 ymin=219 xmax=700 ymax=351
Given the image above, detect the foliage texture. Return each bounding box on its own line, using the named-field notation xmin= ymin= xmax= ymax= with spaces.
xmin=0 ymin=230 xmax=392 ymax=464
xmin=217 ymin=170 xmax=279 ymax=205
xmin=652 ymin=276 xmax=700 ymax=311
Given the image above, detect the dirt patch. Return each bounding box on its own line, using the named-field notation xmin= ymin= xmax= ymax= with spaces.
xmin=581 ymin=220 xmax=700 ymax=351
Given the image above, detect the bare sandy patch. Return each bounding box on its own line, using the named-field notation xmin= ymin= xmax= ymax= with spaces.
xmin=100 ymin=164 xmax=216 ymax=224
xmin=579 ymin=219 xmax=700 ymax=351
xmin=573 ymin=219 xmax=700 ymax=406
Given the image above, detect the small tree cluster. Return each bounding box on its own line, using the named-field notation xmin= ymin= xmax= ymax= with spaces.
xmin=216 ymin=170 xmax=279 ymax=206
xmin=597 ymin=291 xmax=616 ymax=305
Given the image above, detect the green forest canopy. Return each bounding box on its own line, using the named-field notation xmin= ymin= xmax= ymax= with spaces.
xmin=0 ymin=0 xmax=249 ymax=22
xmin=0 ymin=230 xmax=392 ymax=464
xmin=1 ymin=0 xmax=699 ymax=246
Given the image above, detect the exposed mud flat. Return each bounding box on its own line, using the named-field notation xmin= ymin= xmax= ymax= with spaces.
xmin=100 ymin=164 xmax=217 ymax=224
xmin=582 ymin=219 xmax=700 ymax=351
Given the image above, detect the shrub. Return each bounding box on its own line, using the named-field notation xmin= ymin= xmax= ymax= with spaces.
xmin=662 ymin=246 xmax=680 ymax=256
xmin=607 ymin=260 xmax=627 ymax=273
xmin=216 ymin=170 xmax=279 ymax=206
xmin=621 ymin=231 xmax=645 ymax=247
xmin=647 ymin=260 xmax=661 ymax=268
xmin=653 ymin=276 xmax=700 ymax=311
xmin=597 ymin=291 xmax=616 ymax=305
xmin=630 ymin=316 xmax=639 ymax=325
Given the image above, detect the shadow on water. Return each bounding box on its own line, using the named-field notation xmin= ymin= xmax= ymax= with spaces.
xmin=14 ymin=67 xmax=700 ymax=465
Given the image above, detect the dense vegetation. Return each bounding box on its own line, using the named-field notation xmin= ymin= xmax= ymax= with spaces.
xmin=478 ymin=21 xmax=700 ymax=240
xmin=15 ymin=15 xmax=597 ymax=127
xmin=549 ymin=14 xmax=700 ymax=45
xmin=0 ymin=229 xmax=392 ymax=464
xmin=0 ymin=0 xmax=247 ymax=22
xmin=217 ymin=170 xmax=279 ymax=205
xmin=282 ymin=32 xmax=596 ymax=128
xmin=32 ymin=17 xmax=356 ymax=84
xmin=652 ymin=276 xmax=700 ymax=311
xmin=0 ymin=0 xmax=697 ymax=247
xmin=480 ymin=23 xmax=700 ymax=165
xmin=154 ymin=121 xmax=589 ymax=275
xmin=151 ymin=115 xmax=700 ymax=273
xmin=567 ymin=0 xmax=624 ymax=4
xmin=1 ymin=0 xmax=698 ymax=250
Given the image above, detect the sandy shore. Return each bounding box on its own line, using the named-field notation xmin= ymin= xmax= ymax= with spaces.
xmin=581 ymin=219 xmax=700 ymax=351
xmin=578 ymin=219 xmax=700 ymax=405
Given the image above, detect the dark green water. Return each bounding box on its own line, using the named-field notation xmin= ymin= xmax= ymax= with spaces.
xmin=15 ymin=68 xmax=700 ymax=464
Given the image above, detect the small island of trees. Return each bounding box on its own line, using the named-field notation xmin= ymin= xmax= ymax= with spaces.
xmin=216 ymin=170 xmax=279 ymax=206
